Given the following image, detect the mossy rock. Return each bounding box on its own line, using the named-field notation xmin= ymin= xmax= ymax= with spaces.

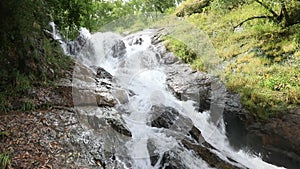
xmin=175 ymin=0 xmax=210 ymax=17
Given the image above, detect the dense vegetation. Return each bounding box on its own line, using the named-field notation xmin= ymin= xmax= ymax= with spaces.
xmin=168 ymin=0 xmax=300 ymax=119
xmin=0 ymin=0 xmax=182 ymax=113
xmin=0 ymin=0 xmax=71 ymax=112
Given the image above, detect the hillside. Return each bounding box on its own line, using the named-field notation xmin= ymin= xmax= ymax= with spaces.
xmin=171 ymin=0 xmax=300 ymax=119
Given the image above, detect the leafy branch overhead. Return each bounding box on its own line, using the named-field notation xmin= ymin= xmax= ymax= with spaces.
xmin=175 ymin=0 xmax=300 ymax=28
xmin=235 ymin=0 xmax=300 ymax=27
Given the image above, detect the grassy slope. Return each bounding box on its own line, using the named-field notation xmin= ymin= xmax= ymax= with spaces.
xmin=173 ymin=2 xmax=300 ymax=119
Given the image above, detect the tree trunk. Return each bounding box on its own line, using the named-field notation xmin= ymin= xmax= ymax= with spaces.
xmin=279 ymin=0 xmax=293 ymax=26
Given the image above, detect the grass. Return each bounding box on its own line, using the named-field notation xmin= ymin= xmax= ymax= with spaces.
xmin=167 ymin=1 xmax=300 ymax=119
xmin=0 ymin=132 xmax=10 ymax=169
xmin=163 ymin=35 xmax=197 ymax=63
xmin=0 ymin=153 xmax=10 ymax=169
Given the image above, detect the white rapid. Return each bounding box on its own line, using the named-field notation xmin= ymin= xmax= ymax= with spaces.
xmin=61 ymin=27 xmax=285 ymax=169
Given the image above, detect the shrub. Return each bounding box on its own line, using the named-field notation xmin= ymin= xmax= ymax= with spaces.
xmin=164 ymin=35 xmax=197 ymax=63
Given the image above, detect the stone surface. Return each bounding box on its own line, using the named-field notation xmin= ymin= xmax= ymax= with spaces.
xmin=245 ymin=109 xmax=300 ymax=169
xmin=95 ymin=66 xmax=113 ymax=79
xmin=181 ymin=140 xmax=241 ymax=169
xmin=148 ymin=105 xmax=193 ymax=135
xmin=112 ymin=39 xmax=126 ymax=58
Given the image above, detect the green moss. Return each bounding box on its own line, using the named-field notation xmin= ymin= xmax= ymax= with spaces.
xmin=175 ymin=0 xmax=210 ymax=17
xmin=164 ymin=35 xmax=197 ymax=63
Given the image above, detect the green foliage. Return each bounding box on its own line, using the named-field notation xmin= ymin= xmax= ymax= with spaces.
xmin=100 ymin=13 xmax=164 ymax=33
xmin=183 ymin=1 xmax=300 ymax=118
xmin=0 ymin=0 xmax=182 ymax=114
xmin=0 ymin=0 xmax=73 ymax=113
xmin=249 ymin=0 xmax=300 ymax=27
xmin=22 ymin=101 xmax=36 ymax=111
xmin=143 ymin=0 xmax=182 ymax=13
xmin=47 ymin=0 xmax=104 ymax=38
xmin=175 ymin=0 xmax=211 ymax=17
xmin=164 ymin=36 xmax=197 ymax=63
xmin=210 ymin=0 xmax=246 ymax=11
xmin=46 ymin=0 xmax=182 ymax=38
xmin=14 ymin=71 xmax=31 ymax=94
xmin=0 ymin=131 xmax=8 ymax=138
xmin=263 ymin=73 xmax=295 ymax=91
xmin=0 ymin=153 xmax=10 ymax=169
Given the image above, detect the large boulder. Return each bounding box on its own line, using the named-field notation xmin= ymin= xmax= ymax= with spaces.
xmin=245 ymin=109 xmax=300 ymax=169
xmin=148 ymin=105 xmax=193 ymax=133
xmin=147 ymin=105 xmax=242 ymax=168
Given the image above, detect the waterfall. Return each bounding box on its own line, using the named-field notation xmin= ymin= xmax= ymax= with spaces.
xmin=51 ymin=23 xmax=285 ymax=169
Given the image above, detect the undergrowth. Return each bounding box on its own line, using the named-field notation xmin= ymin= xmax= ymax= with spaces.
xmin=0 ymin=132 xmax=10 ymax=169
xmin=168 ymin=1 xmax=300 ymax=118
xmin=0 ymin=153 xmax=10 ymax=169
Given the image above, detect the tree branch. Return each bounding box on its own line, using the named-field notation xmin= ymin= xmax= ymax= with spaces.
xmin=279 ymin=0 xmax=291 ymax=25
xmin=234 ymin=15 xmax=275 ymax=29
xmin=254 ymin=0 xmax=279 ymax=17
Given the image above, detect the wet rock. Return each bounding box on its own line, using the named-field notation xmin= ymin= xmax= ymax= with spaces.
xmin=71 ymin=63 xmax=122 ymax=108
xmin=245 ymin=109 xmax=300 ymax=169
xmin=156 ymin=43 xmax=225 ymax=114
xmin=106 ymin=118 xmax=132 ymax=137
xmin=159 ymin=53 xmax=227 ymax=126
xmin=147 ymin=139 xmax=161 ymax=166
xmin=149 ymin=105 xmax=210 ymax=146
xmin=72 ymin=61 xmax=96 ymax=85
xmin=112 ymin=88 xmax=129 ymax=104
xmin=151 ymin=30 xmax=165 ymax=45
xmin=181 ymin=140 xmax=242 ymax=169
xmin=66 ymin=28 xmax=91 ymax=55
xmin=112 ymin=40 xmax=126 ymax=58
xmin=95 ymin=67 xmax=113 ymax=80
xmin=148 ymin=105 xmax=193 ymax=134
xmin=147 ymin=143 xmax=191 ymax=169
xmin=76 ymin=106 xmax=132 ymax=166
xmin=222 ymin=92 xmax=300 ymax=168
xmin=222 ymin=92 xmax=249 ymax=150
xmin=189 ymin=126 xmax=205 ymax=144
xmin=96 ymin=92 xmax=117 ymax=107
xmin=164 ymin=64 xmax=225 ymax=114
xmin=160 ymin=151 xmax=187 ymax=169
xmin=161 ymin=53 xmax=179 ymax=64
xmin=133 ymin=37 xmax=143 ymax=45
xmin=72 ymin=89 xmax=97 ymax=107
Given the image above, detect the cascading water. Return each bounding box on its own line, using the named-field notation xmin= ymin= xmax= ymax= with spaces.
xmin=53 ymin=23 xmax=286 ymax=169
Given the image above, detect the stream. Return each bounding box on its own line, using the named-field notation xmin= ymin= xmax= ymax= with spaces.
xmin=52 ymin=24 xmax=286 ymax=169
